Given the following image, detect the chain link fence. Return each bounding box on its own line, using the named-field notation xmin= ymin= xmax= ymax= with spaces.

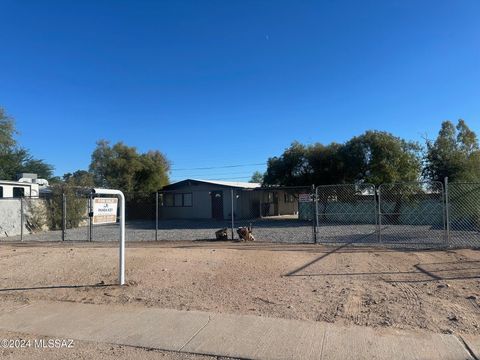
xmin=0 ymin=187 xmax=316 ymax=243
xmin=378 ymin=182 xmax=446 ymax=246
xmin=315 ymin=184 xmax=377 ymax=244
xmin=447 ymin=182 xmax=480 ymax=248
xmin=1 ymin=180 xmax=480 ymax=248
xmin=64 ymin=193 xmax=91 ymax=241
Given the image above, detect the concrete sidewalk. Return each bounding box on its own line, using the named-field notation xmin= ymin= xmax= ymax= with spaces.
xmin=0 ymin=301 xmax=476 ymax=360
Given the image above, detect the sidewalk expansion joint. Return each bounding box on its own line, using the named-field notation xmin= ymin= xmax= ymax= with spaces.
xmin=456 ymin=335 xmax=479 ymax=360
xmin=178 ymin=314 xmax=214 ymax=351
xmin=319 ymin=326 xmax=327 ymax=360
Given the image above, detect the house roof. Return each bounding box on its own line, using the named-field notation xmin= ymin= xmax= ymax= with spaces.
xmin=161 ymin=179 xmax=261 ymax=191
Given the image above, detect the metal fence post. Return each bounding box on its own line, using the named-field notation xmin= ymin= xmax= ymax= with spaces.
xmin=312 ymin=184 xmax=317 ymax=244
xmin=155 ymin=191 xmax=159 ymax=241
xmin=20 ymin=197 xmax=24 ymax=242
xmin=231 ymin=189 xmax=235 ymax=240
xmin=377 ymin=186 xmax=382 ymax=243
xmin=444 ymin=177 xmax=450 ymax=246
xmin=315 ymin=186 xmax=320 ymax=243
xmin=62 ymin=193 xmax=66 ymax=241
xmin=259 ymin=193 xmax=263 ymax=219
xmin=89 ymin=194 xmax=93 ymax=242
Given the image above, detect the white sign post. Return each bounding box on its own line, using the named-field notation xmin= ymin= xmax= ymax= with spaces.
xmin=91 ymin=188 xmax=125 ymax=285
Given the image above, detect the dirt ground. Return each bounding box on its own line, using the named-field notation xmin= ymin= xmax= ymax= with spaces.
xmin=0 ymin=241 xmax=479 ymax=342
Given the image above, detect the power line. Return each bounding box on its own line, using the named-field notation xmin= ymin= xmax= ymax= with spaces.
xmin=205 ymin=176 xmax=252 ymax=180
xmin=170 ymin=170 xmax=262 ymax=177
xmin=171 ymin=162 xmax=266 ymax=171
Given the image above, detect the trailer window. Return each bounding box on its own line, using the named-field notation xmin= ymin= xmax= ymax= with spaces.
xmin=13 ymin=187 xmax=25 ymax=198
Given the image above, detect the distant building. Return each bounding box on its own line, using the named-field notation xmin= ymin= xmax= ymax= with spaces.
xmin=159 ymin=179 xmax=303 ymax=220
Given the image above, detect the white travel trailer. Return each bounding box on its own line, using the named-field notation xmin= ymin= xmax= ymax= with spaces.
xmin=0 ymin=173 xmax=49 ymax=198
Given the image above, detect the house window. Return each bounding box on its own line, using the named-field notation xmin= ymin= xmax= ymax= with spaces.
xmin=163 ymin=192 xmax=193 ymax=207
xmin=13 ymin=187 xmax=25 ymax=198
xmin=164 ymin=193 xmax=174 ymax=207
xmin=183 ymin=193 xmax=192 ymax=207
xmin=284 ymin=193 xmax=295 ymax=203
xmin=0 ymin=186 xmax=3 ymax=198
xmin=174 ymin=193 xmax=183 ymax=207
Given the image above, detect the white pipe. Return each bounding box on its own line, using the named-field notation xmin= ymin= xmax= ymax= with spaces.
xmin=231 ymin=189 xmax=234 ymax=240
xmin=92 ymin=188 xmax=126 ymax=285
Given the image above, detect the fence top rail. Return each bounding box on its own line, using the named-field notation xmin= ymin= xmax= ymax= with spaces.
xmin=316 ymin=183 xmax=375 ymax=189
xmin=448 ymin=182 xmax=480 ymax=185
xmin=251 ymin=185 xmax=313 ymax=191
xmin=378 ymin=181 xmax=444 ymax=187
xmin=378 ymin=181 xmax=444 ymax=195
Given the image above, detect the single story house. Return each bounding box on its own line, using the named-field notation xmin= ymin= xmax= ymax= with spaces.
xmin=158 ymin=179 xmax=306 ymax=220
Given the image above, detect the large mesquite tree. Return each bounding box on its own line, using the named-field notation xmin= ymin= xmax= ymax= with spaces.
xmin=263 ymin=131 xmax=421 ymax=187
xmin=89 ymin=140 xmax=170 ymax=197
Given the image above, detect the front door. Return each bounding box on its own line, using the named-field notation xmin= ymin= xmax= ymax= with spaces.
xmin=211 ymin=191 xmax=224 ymax=220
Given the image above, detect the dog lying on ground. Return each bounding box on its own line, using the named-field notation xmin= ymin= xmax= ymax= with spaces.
xmin=237 ymin=226 xmax=255 ymax=242
xmin=215 ymin=228 xmax=228 ymax=240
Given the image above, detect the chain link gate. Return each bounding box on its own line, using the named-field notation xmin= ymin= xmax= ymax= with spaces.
xmin=378 ymin=182 xmax=446 ymax=247
xmin=315 ymin=184 xmax=377 ymax=244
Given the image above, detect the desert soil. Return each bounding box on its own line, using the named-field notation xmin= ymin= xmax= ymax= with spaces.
xmin=0 ymin=241 xmax=479 ymax=357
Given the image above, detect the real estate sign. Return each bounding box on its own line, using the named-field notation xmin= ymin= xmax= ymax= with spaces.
xmin=92 ymin=198 xmax=118 ymax=224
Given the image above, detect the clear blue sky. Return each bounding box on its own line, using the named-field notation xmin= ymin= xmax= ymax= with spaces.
xmin=1 ymin=0 xmax=479 ymax=181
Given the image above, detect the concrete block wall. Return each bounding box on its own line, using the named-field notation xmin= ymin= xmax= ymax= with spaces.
xmin=0 ymin=199 xmax=23 ymax=238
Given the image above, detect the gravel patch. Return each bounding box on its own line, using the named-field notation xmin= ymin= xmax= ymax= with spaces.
xmin=3 ymin=219 xmax=478 ymax=249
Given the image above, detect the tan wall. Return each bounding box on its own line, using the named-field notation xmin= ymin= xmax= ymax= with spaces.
xmin=276 ymin=190 xmax=298 ymax=215
xmin=236 ymin=190 xmax=261 ymax=219
xmin=256 ymin=190 xmax=298 ymax=217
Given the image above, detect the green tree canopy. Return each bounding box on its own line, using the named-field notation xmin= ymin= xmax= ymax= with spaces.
xmin=342 ymin=131 xmax=422 ymax=185
xmin=249 ymin=171 xmax=264 ymax=184
xmin=263 ymin=132 xmax=421 ymax=186
xmin=306 ymin=142 xmax=346 ymax=185
xmin=89 ymin=140 xmax=170 ymax=196
xmin=424 ymin=119 xmax=480 ymax=182
xmin=62 ymin=170 xmax=95 ymax=188
xmin=263 ymin=142 xmax=310 ymax=186
xmin=0 ymin=107 xmax=16 ymax=152
xmin=0 ymin=107 xmax=54 ymax=180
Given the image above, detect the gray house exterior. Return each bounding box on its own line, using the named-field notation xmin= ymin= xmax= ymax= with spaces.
xmin=159 ymin=179 xmax=303 ymax=220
